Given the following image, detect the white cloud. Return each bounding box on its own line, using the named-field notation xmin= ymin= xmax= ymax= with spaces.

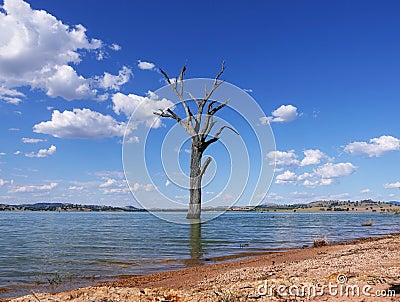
xmin=110 ymin=43 xmax=121 ymax=51
xmin=33 ymin=108 xmax=127 ymax=139
xmin=112 ymin=91 xmax=174 ymax=128
xmin=0 ymin=179 xmax=6 ymax=187
xmin=275 ymin=170 xmax=297 ymax=184
xmin=92 ymin=170 xmax=124 ymax=179
xmin=68 ymin=186 xmax=84 ymax=190
xmin=290 ymin=191 xmax=311 ymax=197
xmin=9 ymin=128 xmax=19 ymax=131
xmin=14 ymin=150 xmax=21 ymax=155
xmin=303 ymin=178 xmax=333 ymax=187
xmin=96 ymin=175 xmax=131 ymax=195
xmin=297 ymin=172 xmax=313 ymax=181
xmin=298 ymin=162 xmax=355 ymax=187
xmin=45 ymin=65 xmax=96 ymax=100
xmin=0 ymin=1 xmax=130 ymax=102
xmin=0 ymin=86 xmax=25 ymax=104
xmin=259 ymin=117 xmax=268 ymax=125
xmin=97 ymin=66 xmax=132 ymax=90
xmin=132 ymin=183 xmax=155 ymax=192
xmin=261 ymin=104 xmax=298 ymax=124
xmin=0 ymin=0 xmax=103 ymax=101
xmin=0 ymin=152 xmax=6 ymax=156
xmin=314 ymin=162 xmax=356 ymax=179
xmin=99 ymin=178 xmax=117 ymax=188
xmin=137 ymin=60 xmax=155 ymax=70
xmin=344 ymin=135 xmax=400 ymax=157
xmin=266 ymin=150 xmax=299 ymax=167
xmin=384 ymin=182 xmax=400 ymax=189
xmin=9 ymin=182 xmax=57 ymax=193
xmin=321 ymin=193 xmax=351 ymax=200
xmin=300 ymin=149 xmax=329 ymax=166
xmin=222 ymin=193 xmax=234 ymax=200
xmin=361 ymin=189 xmax=371 ymax=193
xmin=165 ymin=180 xmax=171 ymax=187
xmin=263 ymin=192 xmax=284 ymax=201
xmin=25 ymin=145 xmax=56 ymax=158
xmin=125 ymin=136 xmax=140 ymax=144
xmin=21 ymin=137 xmax=46 ymax=144
xmin=101 ymin=187 xmax=130 ymax=195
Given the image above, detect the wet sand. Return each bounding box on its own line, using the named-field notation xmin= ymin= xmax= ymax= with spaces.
xmin=5 ymin=233 xmax=400 ymax=301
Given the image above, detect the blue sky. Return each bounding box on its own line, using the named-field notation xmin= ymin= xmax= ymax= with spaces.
xmin=0 ymin=0 xmax=399 ymax=207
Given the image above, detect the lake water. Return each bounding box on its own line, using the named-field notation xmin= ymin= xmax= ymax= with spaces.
xmin=0 ymin=211 xmax=399 ymax=298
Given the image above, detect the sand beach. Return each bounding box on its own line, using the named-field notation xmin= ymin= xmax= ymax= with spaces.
xmin=5 ymin=233 xmax=400 ymax=302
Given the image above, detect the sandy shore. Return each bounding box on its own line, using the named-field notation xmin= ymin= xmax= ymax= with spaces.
xmin=5 ymin=234 xmax=400 ymax=301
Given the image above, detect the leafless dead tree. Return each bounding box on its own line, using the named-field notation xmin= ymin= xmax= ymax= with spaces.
xmin=154 ymin=62 xmax=239 ymax=219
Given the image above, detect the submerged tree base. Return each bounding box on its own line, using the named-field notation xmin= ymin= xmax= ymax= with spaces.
xmin=186 ymin=203 xmax=201 ymax=219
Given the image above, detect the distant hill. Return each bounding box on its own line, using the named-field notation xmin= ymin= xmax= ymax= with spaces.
xmin=257 ymin=202 xmax=279 ymax=208
xmin=21 ymin=202 xmax=67 ymax=208
xmin=0 ymin=203 xmax=146 ymax=212
xmin=249 ymin=199 xmax=400 ymax=213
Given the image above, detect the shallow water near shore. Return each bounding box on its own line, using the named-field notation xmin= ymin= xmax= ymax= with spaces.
xmin=1 ymin=211 xmax=399 ymax=299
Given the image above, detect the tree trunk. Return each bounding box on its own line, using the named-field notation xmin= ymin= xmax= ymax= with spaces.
xmin=187 ymin=140 xmax=203 ymax=219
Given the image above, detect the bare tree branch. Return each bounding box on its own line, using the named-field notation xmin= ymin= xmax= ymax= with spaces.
xmin=198 ymin=98 xmax=229 ymax=137
xmin=154 ymin=108 xmax=196 ymax=135
xmin=187 ymin=92 xmax=200 ymax=106
xmin=206 ymin=100 xmax=218 ymax=114
xmin=215 ymin=125 xmax=239 ymax=137
xmin=214 ymin=61 xmax=225 ymax=82
xmin=205 ymin=125 xmax=239 ymax=146
xmin=203 ymin=61 xmax=225 ymax=104
xmin=204 ymin=119 xmax=217 ymax=138
xmin=200 ymin=114 xmax=212 ymax=137
xmin=159 ymin=66 xmax=195 ymax=134
xmin=159 ymin=68 xmax=171 ymax=84
xmin=200 ymin=157 xmax=212 ymax=177
xmin=195 ymin=62 xmax=226 ymax=135
xmin=157 ymin=63 xmax=233 ymax=144
xmin=209 ymin=99 xmax=230 ymax=115
xmin=194 ymin=98 xmax=207 ymax=133
xmin=179 ymin=65 xmax=186 ymax=96
xmin=159 ymin=62 xmax=227 ymax=139
xmin=186 ymin=92 xmax=202 ymax=132
xmin=154 ymin=108 xmax=181 ymax=122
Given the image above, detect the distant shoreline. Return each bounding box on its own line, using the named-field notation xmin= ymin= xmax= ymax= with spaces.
xmin=1 ymin=199 xmax=399 ymax=213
